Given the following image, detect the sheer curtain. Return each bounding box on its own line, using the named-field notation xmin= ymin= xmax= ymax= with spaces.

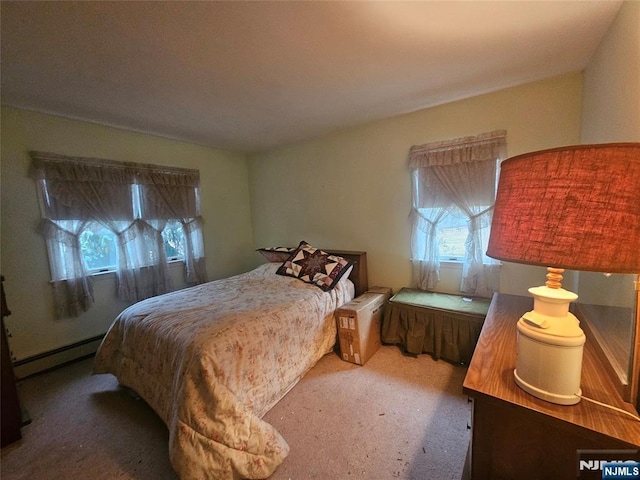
xmin=116 ymin=219 xmax=173 ymax=302
xmin=409 ymin=131 xmax=507 ymax=297
xmin=38 ymin=219 xmax=94 ymax=318
xmin=30 ymin=151 xmax=207 ymax=317
xmin=136 ymin=167 xmax=207 ymax=285
xmin=410 ymin=170 xmax=449 ymax=290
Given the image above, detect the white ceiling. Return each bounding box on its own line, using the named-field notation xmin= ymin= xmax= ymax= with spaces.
xmin=1 ymin=1 xmax=622 ymax=154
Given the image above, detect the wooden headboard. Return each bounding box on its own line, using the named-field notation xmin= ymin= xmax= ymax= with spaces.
xmin=326 ymin=250 xmax=368 ymax=297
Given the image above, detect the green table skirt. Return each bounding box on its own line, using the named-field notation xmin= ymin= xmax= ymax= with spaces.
xmin=381 ymin=288 xmax=491 ymax=364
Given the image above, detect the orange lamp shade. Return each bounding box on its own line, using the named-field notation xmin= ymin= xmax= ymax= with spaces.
xmin=486 ymin=143 xmax=640 ymax=274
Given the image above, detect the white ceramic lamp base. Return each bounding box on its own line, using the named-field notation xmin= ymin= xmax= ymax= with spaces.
xmin=513 ymin=285 xmax=585 ymax=405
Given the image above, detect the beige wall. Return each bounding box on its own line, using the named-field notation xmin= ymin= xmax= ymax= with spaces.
xmin=581 ymin=0 xmax=640 ymax=144
xmin=0 ymin=106 xmax=254 ymax=372
xmin=248 ymin=73 xmax=583 ymax=295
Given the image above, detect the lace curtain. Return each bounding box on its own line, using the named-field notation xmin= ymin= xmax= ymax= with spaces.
xmin=29 ymin=151 xmax=207 ymax=318
xmin=136 ymin=168 xmax=207 ymax=284
xmin=409 ymin=131 xmax=507 ymax=297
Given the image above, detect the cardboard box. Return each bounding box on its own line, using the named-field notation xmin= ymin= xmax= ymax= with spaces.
xmin=335 ymin=290 xmax=391 ymax=365
xmin=367 ymin=286 xmax=393 ymax=296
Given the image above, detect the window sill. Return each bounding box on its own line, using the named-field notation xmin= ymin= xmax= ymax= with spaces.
xmin=87 ymin=259 xmax=185 ymax=278
xmin=89 ymin=269 xmax=116 ymax=278
xmin=438 ymin=260 xmax=502 ymax=268
xmin=440 ymin=260 xmax=463 ymax=267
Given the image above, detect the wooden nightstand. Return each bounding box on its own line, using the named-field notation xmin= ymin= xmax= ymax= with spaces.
xmin=463 ymin=293 xmax=640 ymax=479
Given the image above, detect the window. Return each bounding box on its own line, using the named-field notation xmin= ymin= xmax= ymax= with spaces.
xmin=30 ymin=151 xmax=207 ymax=318
xmin=437 ymin=224 xmax=469 ymax=261
xmin=80 ymin=222 xmax=119 ymax=272
xmin=420 ymin=205 xmax=490 ymax=263
xmin=77 ymin=219 xmax=187 ymax=273
xmin=162 ymin=220 xmax=186 ymax=261
xmin=416 ymin=206 xmax=492 ymax=262
xmin=74 ymin=220 xmax=187 ymax=274
xmin=409 ymin=131 xmax=506 ymax=297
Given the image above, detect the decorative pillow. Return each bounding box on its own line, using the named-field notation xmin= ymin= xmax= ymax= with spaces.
xmin=276 ymin=241 xmax=355 ymax=291
xmin=256 ymin=247 xmax=296 ymax=263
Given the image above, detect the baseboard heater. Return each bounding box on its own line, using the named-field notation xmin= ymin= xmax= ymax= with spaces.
xmin=13 ymin=334 xmax=105 ymax=380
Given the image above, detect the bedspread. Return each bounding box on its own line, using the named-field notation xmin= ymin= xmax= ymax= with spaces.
xmin=93 ymin=262 xmax=353 ymax=479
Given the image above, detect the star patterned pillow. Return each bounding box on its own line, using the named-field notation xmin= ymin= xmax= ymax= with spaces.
xmin=276 ymin=241 xmax=355 ymax=291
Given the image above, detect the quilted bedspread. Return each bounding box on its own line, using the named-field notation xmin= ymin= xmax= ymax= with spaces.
xmin=93 ymin=262 xmax=353 ymax=479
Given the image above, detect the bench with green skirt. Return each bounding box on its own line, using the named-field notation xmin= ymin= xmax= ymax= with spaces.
xmin=381 ymin=288 xmax=491 ymax=364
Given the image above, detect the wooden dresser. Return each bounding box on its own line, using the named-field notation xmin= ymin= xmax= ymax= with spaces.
xmin=1 ymin=276 xmax=23 ymax=447
xmin=463 ymin=293 xmax=640 ymax=479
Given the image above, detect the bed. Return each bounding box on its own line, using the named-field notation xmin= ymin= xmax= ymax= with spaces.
xmin=93 ymin=245 xmax=367 ymax=479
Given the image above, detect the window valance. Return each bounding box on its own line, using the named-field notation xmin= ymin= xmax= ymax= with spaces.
xmin=408 ymin=130 xmax=507 ymax=168
xmin=29 ymin=151 xmax=201 ymax=187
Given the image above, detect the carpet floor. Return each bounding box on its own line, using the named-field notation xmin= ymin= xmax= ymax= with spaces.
xmin=1 ymin=345 xmax=470 ymax=479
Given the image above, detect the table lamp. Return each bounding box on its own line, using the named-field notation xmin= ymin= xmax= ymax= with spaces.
xmin=486 ymin=143 xmax=640 ymax=405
